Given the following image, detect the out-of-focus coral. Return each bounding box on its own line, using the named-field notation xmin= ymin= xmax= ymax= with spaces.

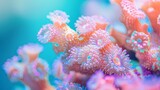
xmin=52 ymin=58 xmax=66 ymax=80
xmin=87 ymin=71 xmax=117 ymax=90
xmin=87 ymin=71 xmax=160 ymax=90
xmin=116 ymin=76 xmax=160 ymax=90
xmin=4 ymin=44 xmax=55 ymax=90
xmin=4 ymin=56 xmax=24 ymax=82
xmin=141 ymin=0 xmax=160 ymax=36
xmin=56 ymin=82 xmax=86 ymax=90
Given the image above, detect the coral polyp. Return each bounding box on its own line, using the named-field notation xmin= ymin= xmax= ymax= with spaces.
xmin=65 ymin=47 xmax=80 ymax=66
xmin=104 ymin=45 xmax=131 ymax=75
xmin=151 ymin=47 xmax=160 ymax=61
xmin=63 ymin=45 xmax=102 ymax=74
xmin=17 ymin=43 xmax=43 ymax=62
xmin=89 ymin=30 xmax=111 ymax=48
xmin=75 ymin=16 xmax=96 ymax=35
xmin=120 ymin=0 xmax=145 ymax=19
xmin=3 ymin=56 xmax=24 ymax=81
xmin=47 ymin=10 xmax=70 ymax=24
xmin=77 ymin=45 xmax=101 ymax=70
xmin=133 ymin=45 xmax=160 ymax=72
xmin=91 ymin=16 xmax=108 ymax=30
xmin=37 ymin=24 xmax=57 ymax=43
xmin=129 ymin=31 xmax=150 ymax=52
xmin=75 ymin=16 xmax=107 ymax=35
xmin=27 ymin=58 xmax=49 ymax=80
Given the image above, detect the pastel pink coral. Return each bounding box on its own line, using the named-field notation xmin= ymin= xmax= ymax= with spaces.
xmin=89 ymin=30 xmax=111 ymax=48
xmin=129 ymin=31 xmax=150 ymax=52
xmin=17 ymin=43 xmax=43 ymax=62
xmin=104 ymin=45 xmax=131 ymax=75
xmin=75 ymin=16 xmax=96 ymax=34
xmin=47 ymin=10 xmax=70 ymax=24
xmin=37 ymin=24 xmax=57 ymax=43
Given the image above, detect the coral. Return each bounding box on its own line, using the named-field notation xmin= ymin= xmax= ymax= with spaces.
xmin=109 ymin=0 xmax=160 ymax=71
xmin=52 ymin=59 xmax=66 ymax=80
xmin=111 ymin=0 xmax=148 ymax=36
xmin=75 ymin=16 xmax=96 ymax=35
xmin=116 ymin=76 xmax=160 ymax=90
xmin=65 ymin=47 xmax=80 ymax=66
xmin=3 ymin=56 xmax=24 ymax=81
xmin=4 ymin=1 xmax=160 ymax=89
xmin=37 ymin=24 xmax=69 ymax=53
xmin=56 ymin=82 xmax=85 ymax=90
xmin=64 ymin=28 xmax=78 ymax=42
xmin=52 ymin=36 xmax=68 ymax=53
xmin=74 ymin=16 xmax=108 ymax=47
xmin=75 ymin=16 xmax=107 ymax=35
xmin=120 ymin=0 xmax=145 ymax=19
xmin=47 ymin=10 xmax=70 ymax=24
xmin=129 ymin=31 xmax=150 ymax=52
xmin=142 ymin=0 xmax=160 ymax=36
xmin=4 ymin=44 xmax=55 ymax=90
xmin=157 ymin=14 xmax=160 ymax=25
xmin=136 ymin=47 xmax=160 ymax=71
xmin=86 ymin=71 xmax=160 ymax=90
xmin=27 ymin=58 xmax=49 ymax=80
xmin=17 ymin=43 xmax=43 ymax=61
xmin=87 ymin=71 xmax=117 ymax=90
xmin=62 ymin=45 xmax=103 ymax=74
xmin=37 ymin=24 xmax=57 ymax=44
xmin=89 ymin=30 xmax=111 ymax=48
xmin=76 ymin=45 xmax=101 ymax=70
xmin=103 ymin=45 xmax=131 ymax=75
xmin=91 ymin=16 xmax=108 ymax=30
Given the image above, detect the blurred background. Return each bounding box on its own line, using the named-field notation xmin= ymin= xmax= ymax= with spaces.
xmin=0 ymin=0 xmax=109 ymax=90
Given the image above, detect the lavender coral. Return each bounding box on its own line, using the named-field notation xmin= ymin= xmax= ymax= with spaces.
xmin=4 ymin=56 xmax=24 ymax=81
xmin=87 ymin=71 xmax=117 ymax=90
xmin=56 ymin=83 xmax=85 ymax=90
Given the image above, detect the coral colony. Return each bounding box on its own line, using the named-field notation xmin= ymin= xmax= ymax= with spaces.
xmin=3 ymin=0 xmax=160 ymax=90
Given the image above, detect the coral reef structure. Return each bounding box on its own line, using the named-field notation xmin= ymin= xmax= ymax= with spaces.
xmin=3 ymin=0 xmax=160 ymax=90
